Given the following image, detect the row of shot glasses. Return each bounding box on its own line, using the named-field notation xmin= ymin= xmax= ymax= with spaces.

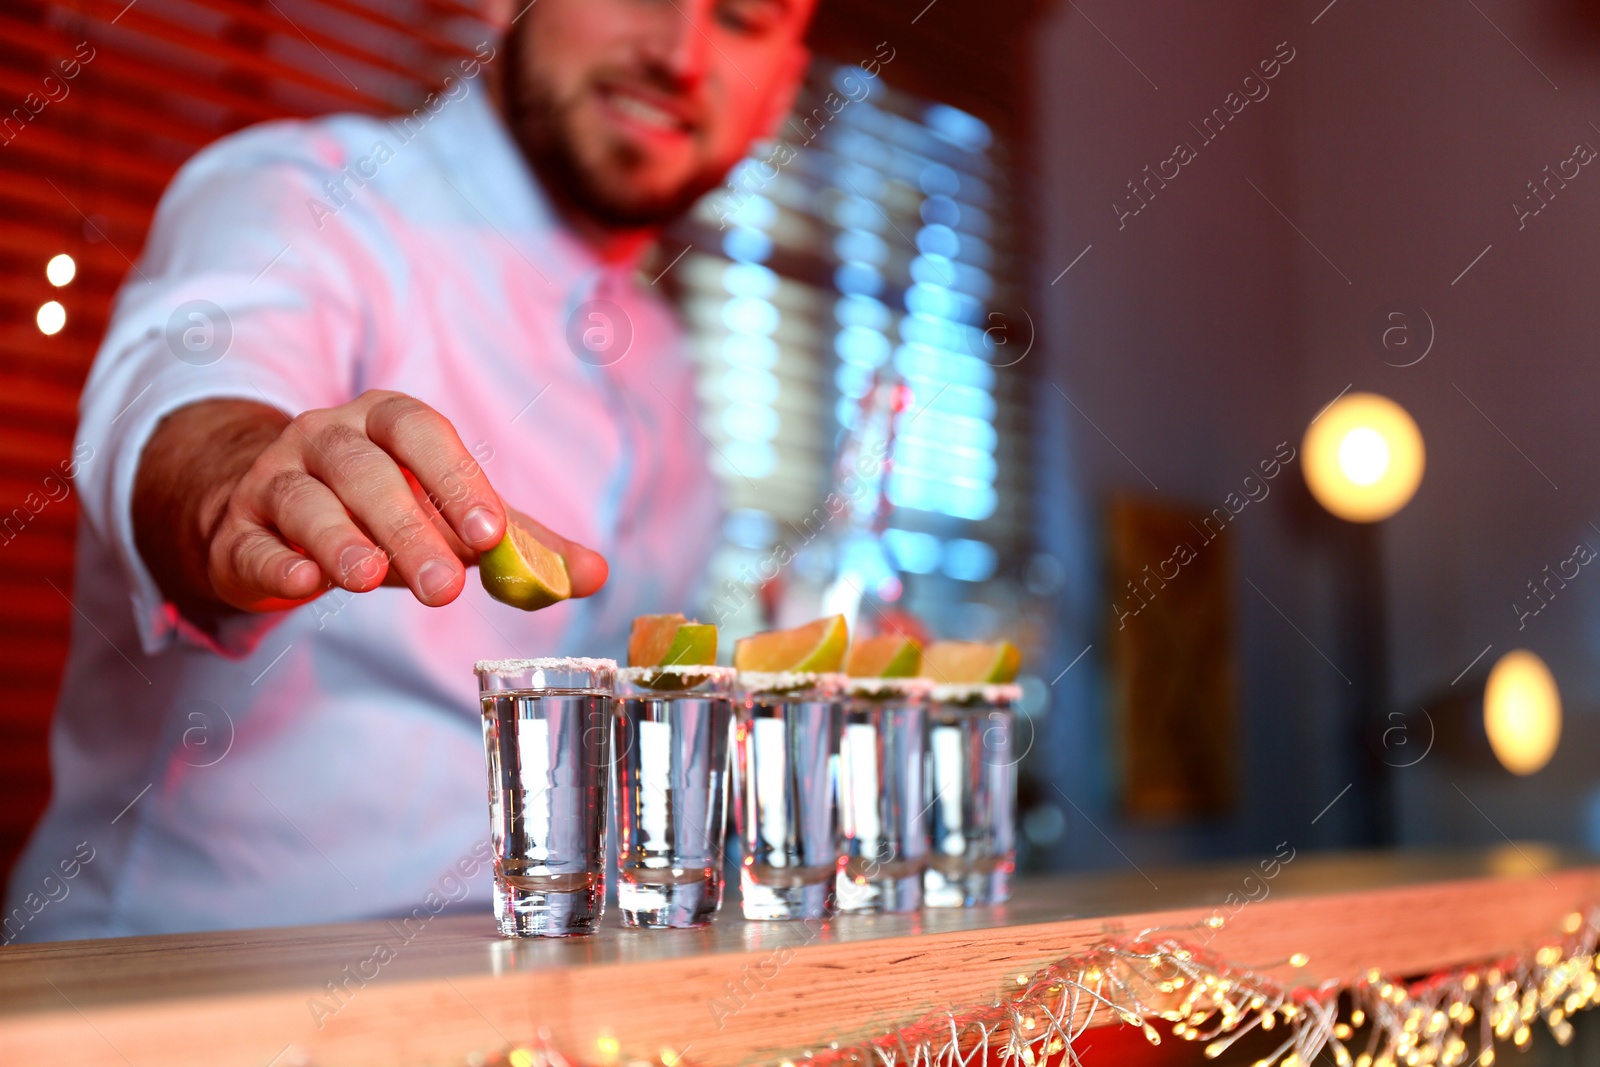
xmin=475 ymin=633 xmax=1019 ymax=938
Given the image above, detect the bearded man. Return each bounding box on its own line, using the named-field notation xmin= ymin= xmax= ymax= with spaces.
xmin=5 ymin=0 xmax=814 ymax=939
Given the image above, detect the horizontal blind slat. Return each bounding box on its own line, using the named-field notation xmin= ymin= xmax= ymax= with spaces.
xmin=1 ymin=118 xmax=176 ymax=191
xmin=168 ymin=0 xmax=444 ymax=86
xmin=79 ymin=0 xmax=392 ymax=112
xmin=310 ymin=0 xmax=485 ymax=58
xmin=0 ymin=170 xmax=155 ymax=244
xmin=0 ymin=67 xmax=212 ymax=150
xmin=0 ymin=11 xmax=289 ymax=123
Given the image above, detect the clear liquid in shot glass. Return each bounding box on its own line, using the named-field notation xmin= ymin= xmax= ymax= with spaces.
xmin=836 ymin=682 xmax=930 ymax=913
xmin=614 ymin=668 xmax=734 ymax=927
xmin=925 ymin=696 xmax=1017 ymax=907
xmin=480 ymin=684 xmax=611 ymax=936
xmin=731 ymin=680 xmax=843 ymax=921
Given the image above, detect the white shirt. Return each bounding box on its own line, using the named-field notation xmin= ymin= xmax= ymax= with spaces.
xmin=3 ymin=84 xmax=720 ymax=940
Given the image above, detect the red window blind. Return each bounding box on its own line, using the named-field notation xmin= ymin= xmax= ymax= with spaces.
xmin=0 ymin=0 xmax=491 ymax=885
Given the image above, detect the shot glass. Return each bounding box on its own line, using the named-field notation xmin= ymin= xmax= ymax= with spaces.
xmin=612 ymin=664 xmax=737 ymax=928
xmin=475 ymin=657 xmax=616 ymax=937
xmin=731 ymin=672 xmax=845 ymax=921
xmin=924 ymin=682 xmax=1022 ymax=907
xmin=836 ymin=677 xmax=933 ymax=913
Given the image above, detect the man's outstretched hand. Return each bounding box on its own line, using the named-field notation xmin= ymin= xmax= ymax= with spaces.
xmin=133 ymin=391 xmax=608 ymax=618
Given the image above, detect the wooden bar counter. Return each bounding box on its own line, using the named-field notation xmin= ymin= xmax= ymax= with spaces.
xmin=2 ymin=847 xmax=1595 ymax=1066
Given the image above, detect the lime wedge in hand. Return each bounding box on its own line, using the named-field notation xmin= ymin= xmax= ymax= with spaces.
xmin=628 ymin=614 xmax=718 ymax=689
xmin=920 ymin=640 xmax=1021 ymax=684
xmin=734 ymin=615 xmax=849 ymax=673
xmin=479 ymin=521 xmax=571 ymax=610
xmin=845 ymin=634 xmax=922 ymax=678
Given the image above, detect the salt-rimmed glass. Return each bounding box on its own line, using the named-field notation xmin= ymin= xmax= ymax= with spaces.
xmin=731 ymin=671 xmax=844 ymax=921
xmin=613 ymin=664 xmax=737 ymax=928
xmin=475 ymin=657 xmax=615 ymax=937
xmin=836 ymin=676 xmax=932 ymax=913
xmin=924 ymin=682 xmax=1021 ymax=907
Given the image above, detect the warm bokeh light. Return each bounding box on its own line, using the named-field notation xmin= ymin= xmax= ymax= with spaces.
xmin=1484 ymin=649 xmax=1561 ymax=776
xmin=46 ymin=253 xmax=76 ymax=287
xmin=1302 ymin=392 xmax=1425 ymax=522
xmin=1337 ymin=425 xmax=1390 ymax=486
xmin=36 ymin=300 xmax=66 ymax=336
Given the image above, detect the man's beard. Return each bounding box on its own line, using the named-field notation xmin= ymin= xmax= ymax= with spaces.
xmin=501 ymin=29 xmax=728 ymax=230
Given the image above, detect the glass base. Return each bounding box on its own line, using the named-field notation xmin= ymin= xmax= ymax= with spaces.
xmin=835 ymin=871 xmax=922 ymax=913
xmin=924 ymin=860 xmax=1013 ymax=908
xmin=619 ymin=870 xmax=723 ymax=928
xmin=494 ymin=878 xmax=603 ymax=937
xmin=740 ymin=868 xmax=836 ymax=920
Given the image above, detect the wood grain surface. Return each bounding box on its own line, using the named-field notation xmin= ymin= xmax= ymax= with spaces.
xmin=0 ymin=847 xmax=1594 ymax=1066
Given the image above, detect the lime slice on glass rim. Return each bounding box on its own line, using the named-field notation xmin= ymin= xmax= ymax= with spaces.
xmin=628 ymin=613 xmax=718 ymax=690
xmin=920 ymin=640 xmax=1021 ymax=685
xmin=845 ymin=633 xmax=922 ymax=678
xmin=478 ymin=520 xmax=571 ymax=610
xmin=734 ymin=614 xmax=849 ymax=674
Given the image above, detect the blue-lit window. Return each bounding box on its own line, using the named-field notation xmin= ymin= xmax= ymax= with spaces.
xmin=664 ymin=57 xmax=1027 ymax=638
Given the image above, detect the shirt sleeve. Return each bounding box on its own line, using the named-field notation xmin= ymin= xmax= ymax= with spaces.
xmin=76 ymin=120 xmax=384 ymax=659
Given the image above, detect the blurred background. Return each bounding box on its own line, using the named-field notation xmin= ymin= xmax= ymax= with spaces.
xmin=4 ymin=0 xmax=1599 ymax=904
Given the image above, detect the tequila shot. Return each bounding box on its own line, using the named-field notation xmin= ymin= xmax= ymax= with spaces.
xmin=613 ymin=665 xmax=736 ymax=928
xmin=731 ymin=672 xmax=844 ymax=921
xmin=836 ymin=677 xmax=932 ymax=913
xmin=924 ymin=682 xmax=1021 ymax=907
xmin=475 ymin=658 xmax=615 ymax=937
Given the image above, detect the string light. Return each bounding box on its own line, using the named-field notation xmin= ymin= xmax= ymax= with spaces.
xmin=786 ymin=907 xmax=1600 ymax=1067
xmin=466 ymin=907 xmax=1600 ymax=1067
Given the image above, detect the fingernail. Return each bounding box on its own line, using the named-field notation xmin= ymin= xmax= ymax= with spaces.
xmin=418 ymin=558 xmax=458 ymax=600
xmin=340 ymin=545 xmax=382 ymax=584
xmin=462 ymin=506 xmax=498 ymax=546
xmin=284 ymin=558 xmax=313 ymax=585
